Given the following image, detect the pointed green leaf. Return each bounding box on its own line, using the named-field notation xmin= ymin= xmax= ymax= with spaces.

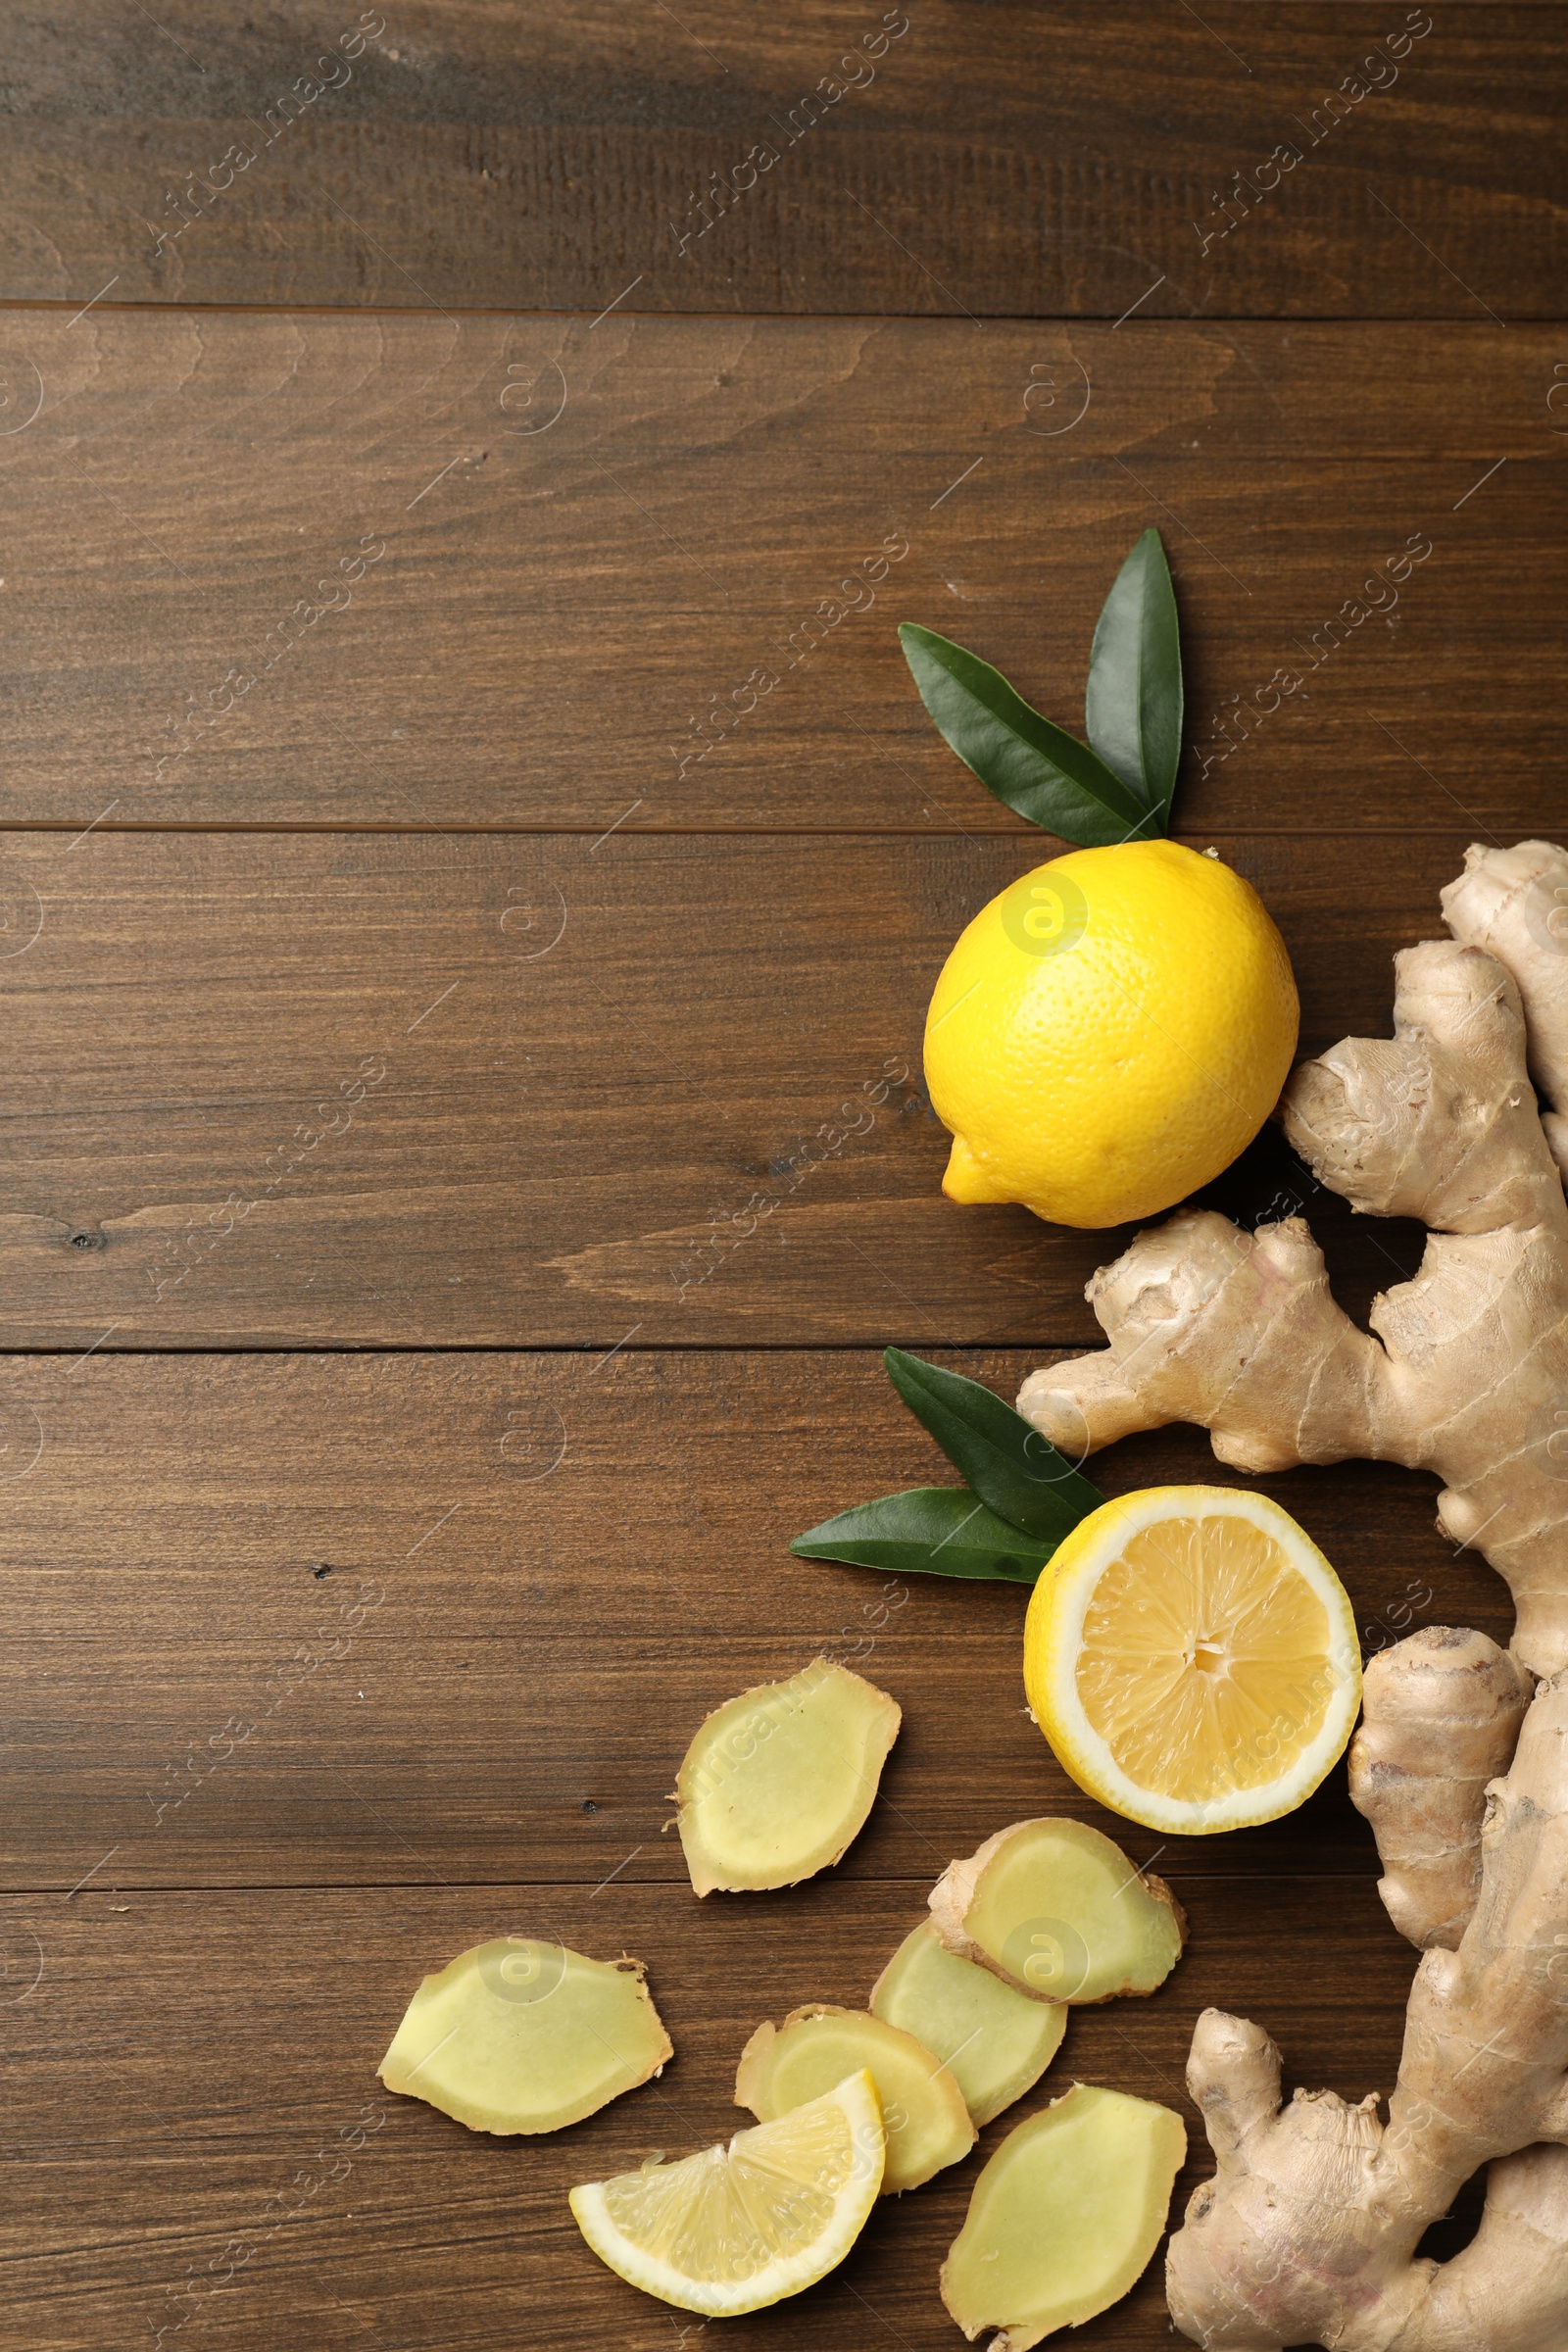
xmin=1085 ymin=528 xmax=1183 ymax=828
xmin=899 ymin=623 xmax=1154 ymax=846
xmin=884 ymin=1348 xmax=1104 ymax=1544
xmin=790 ymin=1486 xmax=1053 ymax=1583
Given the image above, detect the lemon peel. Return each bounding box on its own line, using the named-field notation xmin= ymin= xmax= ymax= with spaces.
xmin=924 ymin=839 xmax=1298 ymax=1229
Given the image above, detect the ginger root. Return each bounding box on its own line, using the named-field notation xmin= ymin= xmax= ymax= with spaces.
xmin=1349 ymin=1624 xmax=1531 ymax=1949
xmin=1012 ymin=841 xmax=1568 ymax=2348
xmin=1019 ymin=839 xmax=1568 ymax=1678
xmin=735 ymin=2003 xmax=974 ymax=2192
xmin=1169 ymin=1663 xmax=1568 ymax=2350
xmin=870 ymin=1920 xmax=1066 ymax=2126
xmin=379 ymin=1939 xmax=671 ymax=2134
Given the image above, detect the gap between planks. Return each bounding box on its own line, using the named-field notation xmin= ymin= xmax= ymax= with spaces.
xmin=0 ymin=823 xmax=1518 ymax=840
xmin=4 ymin=1873 xmax=1382 ymax=1894
xmin=0 ymin=1342 xmax=1154 ymax=1357
xmin=0 ymin=300 xmax=1559 ymax=324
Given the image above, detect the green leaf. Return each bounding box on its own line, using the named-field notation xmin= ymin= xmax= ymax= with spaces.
xmin=883 ymin=1348 xmax=1104 ymax=1544
xmin=899 ymin=623 xmax=1155 ymax=846
xmin=790 ymin=1486 xmax=1053 ymax=1584
xmin=1085 ymin=528 xmax=1183 ymax=829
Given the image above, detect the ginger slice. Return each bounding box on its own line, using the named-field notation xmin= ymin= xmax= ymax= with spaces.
xmin=870 ymin=1920 xmax=1065 ymax=2126
xmin=673 ymin=1658 xmax=901 ymax=1895
xmin=735 ymin=2003 xmax=974 ymax=2193
xmin=378 ymin=1937 xmax=671 ymax=2134
xmin=928 ymin=1817 xmax=1185 ymax=2003
xmin=942 ymin=2082 xmax=1186 ymax=2348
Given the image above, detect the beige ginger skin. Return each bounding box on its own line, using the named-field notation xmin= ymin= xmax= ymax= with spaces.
xmin=1017 ymin=841 xmax=1568 ymax=2350
xmin=1348 ymin=1625 xmax=1531 ymax=1951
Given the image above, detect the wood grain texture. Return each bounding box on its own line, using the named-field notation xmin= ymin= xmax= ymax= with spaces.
xmin=0 ymin=310 xmax=1559 ymax=829
xmin=0 ymin=1350 xmax=1505 ymax=1893
xmin=0 ymin=1880 xmax=1417 ymax=2351
xmin=4 ymin=11 xmax=1554 ymax=2345
xmin=0 ymin=827 xmax=1494 ymax=1349
xmin=0 ymin=3 xmax=1559 ymax=318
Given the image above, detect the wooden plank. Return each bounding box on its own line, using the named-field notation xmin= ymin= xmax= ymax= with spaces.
xmin=0 ymin=1878 xmax=1418 ymax=2350
xmin=0 ymin=828 xmax=1497 ymax=1348
xmin=0 ymin=310 xmax=1560 ymax=830
xmin=0 ymin=1348 xmax=1507 ymax=1890
xmin=0 ymin=4 xmax=1559 ymax=318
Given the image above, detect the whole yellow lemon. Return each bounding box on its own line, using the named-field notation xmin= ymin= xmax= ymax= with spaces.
xmin=924 ymin=840 xmax=1298 ymax=1229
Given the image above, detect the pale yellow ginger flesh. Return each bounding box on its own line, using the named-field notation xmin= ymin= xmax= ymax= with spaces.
xmin=735 ymin=2002 xmax=975 ymax=2192
xmin=378 ymin=1937 xmax=671 ymax=2134
xmin=928 ymin=1816 xmax=1185 ymax=2004
xmin=941 ymin=2082 xmax=1186 ymax=2349
xmin=1349 ymin=1624 xmax=1531 ymax=1949
xmin=1018 ymin=840 xmax=1568 ymax=1679
xmin=673 ymin=1657 xmax=901 ymax=1894
xmin=569 ymin=2070 xmax=885 ymax=2317
xmin=870 ymin=1920 xmax=1066 ymax=2126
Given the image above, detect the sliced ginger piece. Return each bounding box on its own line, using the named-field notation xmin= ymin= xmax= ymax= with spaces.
xmin=929 ymin=1817 xmax=1184 ymax=2003
xmin=870 ymin=1921 xmax=1065 ymax=2126
xmin=674 ymin=1657 xmax=901 ymax=1894
xmin=570 ymin=2069 xmax=884 ymax=2316
xmin=941 ymin=2082 xmax=1187 ymax=2348
xmin=378 ymin=1936 xmax=671 ymax=2134
xmin=735 ymin=2003 xmax=974 ymax=2192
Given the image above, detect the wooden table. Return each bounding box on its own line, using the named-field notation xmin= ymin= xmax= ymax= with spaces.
xmin=3 ymin=7 xmax=1561 ymax=2345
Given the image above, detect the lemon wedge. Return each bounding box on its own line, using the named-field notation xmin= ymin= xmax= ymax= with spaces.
xmin=568 ymin=2069 xmax=884 ymax=2315
xmin=1024 ymin=1486 xmax=1361 ymax=1835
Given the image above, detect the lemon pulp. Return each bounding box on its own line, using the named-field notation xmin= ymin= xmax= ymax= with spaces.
xmin=604 ymin=2125 xmax=843 ymax=2268
xmin=1076 ymin=1513 xmax=1335 ymax=1801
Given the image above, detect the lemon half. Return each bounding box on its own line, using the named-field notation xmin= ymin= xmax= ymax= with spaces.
xmin=1024 ymin=1487 xmax=1361 ymax=1835
xmin=924 ymin=840 xmax=1298 ymax=1229
xmin=568 ymin=2070 xmax=884 ymax=2315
